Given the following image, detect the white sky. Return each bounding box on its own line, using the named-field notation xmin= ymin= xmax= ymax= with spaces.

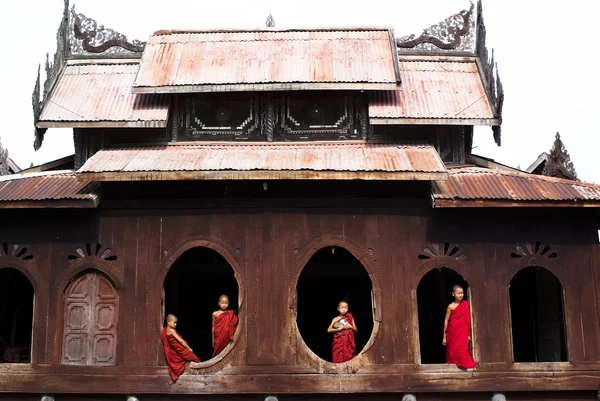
xmin=1 ymin=0 xmax=599 ymax=181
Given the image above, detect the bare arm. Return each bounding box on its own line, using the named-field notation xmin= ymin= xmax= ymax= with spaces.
xmin=327 ymin=317 xmax=344 ymax=333
xmin=442 ymin=305 xmax=452 ymax=346
xmin=171 ymin=330 xmax=193 ymax=352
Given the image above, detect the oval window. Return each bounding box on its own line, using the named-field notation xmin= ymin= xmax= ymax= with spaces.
xmin=296 ymin=247 xmax=373 ymax=363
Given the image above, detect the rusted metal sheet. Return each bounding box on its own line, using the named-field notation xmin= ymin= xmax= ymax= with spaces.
xmin=38 ymin=62 xmax=169 ymax=127
xmin=369 ymin=56 xmax=495 ymax=122
xmin=0 ymin=172 xmax=100 ymax=206
xmin=78 ymin=143 xmax=447 ymax=181
xmin=133 ymin=29 xmax=400 ymax=93
xmin=432 ymin=166 xmax=600 ymax=206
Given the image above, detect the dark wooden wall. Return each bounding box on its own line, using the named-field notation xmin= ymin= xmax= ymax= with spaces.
xmin=0 ymin=191 xmax=599 ymax=396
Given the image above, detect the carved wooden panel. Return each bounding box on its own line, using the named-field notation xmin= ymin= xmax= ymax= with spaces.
xmin=276 ymin=93 xmax=358 ymax=140
xmin=62 ymin=271 xmax=118 ymax=365
xmin=178 ymin=94 xmax=261 ymax=141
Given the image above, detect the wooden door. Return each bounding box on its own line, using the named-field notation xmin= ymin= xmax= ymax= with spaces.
xmin=62 ymin=271 xmax=118 ymax=365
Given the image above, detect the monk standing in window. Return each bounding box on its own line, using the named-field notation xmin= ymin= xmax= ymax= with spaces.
xmin=161 ymin=314 xmax=200 ymax=383
xmin=442 ymin=285 xmax=476 ymax=370
xmin=212 ymin=295 xmax=238 ymax=357
xmin=328 ymin=300 xmax=358 ymax=363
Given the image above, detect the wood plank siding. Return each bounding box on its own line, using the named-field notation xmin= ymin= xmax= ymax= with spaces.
xmin=0 ymin=186 xmax=599 ymax=396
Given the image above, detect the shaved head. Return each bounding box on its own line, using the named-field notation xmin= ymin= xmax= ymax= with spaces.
xmin=166 ymin=314 xmax=177 ymax=322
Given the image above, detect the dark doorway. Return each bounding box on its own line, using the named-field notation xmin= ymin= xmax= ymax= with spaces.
xmin=509 ymin=266 xmax=567 ymax=362
xmin=417 ymin=267 xmax=469 ymax=364
xmin=163 ymin=247 xmax=239 ymax=362
xmin=0 ymin=268 xmax=34 ymax=363
xmin=296 ymin=247 xmax=373 ymax=362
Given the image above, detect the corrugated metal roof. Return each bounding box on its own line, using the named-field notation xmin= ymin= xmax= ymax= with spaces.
xmin=133 ymin=29 xmax=400 ymax=93
xmin=38 ymin=62 xmax=169 ymax=127
xmin=0 ymin=172 xmax=101 ymax=205
xmin=369 ymin=57 xmax=495 ymax=122
xmin=78 ymin=143 xmax=446 ymax=181
xmin=432 ymin=166 xmax=600 ymax=204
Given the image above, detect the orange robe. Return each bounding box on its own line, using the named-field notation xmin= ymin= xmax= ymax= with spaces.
xmin=332 ymin=313 xmax=356 ymax=363
xmin=161 ymin=327 xmax=200 ymax=381
xmin=213 ymin=310 xmax=238 ymax=357
xmin=445 ymin=300 xmax=476 ymax=369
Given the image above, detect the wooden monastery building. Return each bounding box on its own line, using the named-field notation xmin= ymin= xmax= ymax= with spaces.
xmin=1 ymin=1 xmax=600 ymax=400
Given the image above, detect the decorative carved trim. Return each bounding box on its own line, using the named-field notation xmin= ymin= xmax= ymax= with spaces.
xmin=357 ymin=95 xmax=370 ymax=140
xmin=510 ymin=242 xmax=558 ymax=260
xmin=397 ymin=2 xmax=475 ymax=53
xmin=0 ymin=242 xmax=35 ymax=261
xmin=69 ymin=7 xmax=145 ymax=56
xmin=266 ymin=14 xmax=275 ymax=28
xmin=68 ymin=243 xmax=118 ymax=261
xmin=418 ymin=242 xmax=466 ymax=261
xmin=476 ymin=1 xmax=504 ymax=146
xmin=32 ymin=0 xmax=68 ymax=150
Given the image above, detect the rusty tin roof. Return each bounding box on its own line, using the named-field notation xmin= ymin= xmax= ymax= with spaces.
xmin=0 ymin=172 xmax=101 ymax=208
xmin=77 ymin=142 xmax=447 ymax=181
xmin=369 ymin=56 xmax=496 ymax=125
xmin=432 ymin=166 xmax=600 ymax=207
xmin=133 ymin=28 xmax=401 ymax=93
xmin=37 ymin=61 xmax=170 ymax=128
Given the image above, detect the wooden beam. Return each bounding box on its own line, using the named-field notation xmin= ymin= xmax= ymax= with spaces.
xmin=433 ymin=199 xmax=600 ymax=208
xmin=0 ymin=198 xmax=99 ymax=209
xmin=77 ymin=170 xmax=448 ymax=182
xmin=1 ymin=370 xmax=600 ymax=393
xmin=370 ymin=118 xmax=500 ymax=126
xmin=131 ymin=82 xmax=401 ymax=94
xmin=36 ymin=121 xmax=168 ymax=129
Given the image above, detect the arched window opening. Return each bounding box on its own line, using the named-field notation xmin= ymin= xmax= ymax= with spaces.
xmin=0 ymin=268 xmax=34 ymax=364
xmin=163 ymin=247 xmax=239 ymax=362
xmin=296 ymin=247 xmax=373 ymax=363
xmin=510 ymin=266 xmax=567 ymax=362
xmin=417 ymin=267 xmax=469 ymax=364
xmin=62 ymin=270 xmax=119 ymax=365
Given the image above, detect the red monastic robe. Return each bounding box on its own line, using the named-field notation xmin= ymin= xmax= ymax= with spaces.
xmin=213 ymin=310 xmax=239 ymax=357
xmin=161 ymin=327 xmax=200 ymax=381
xmin=445 ymin=300 xmax=476 ymax=369
xmin=332 ymin=313 xmax=356 ymax=363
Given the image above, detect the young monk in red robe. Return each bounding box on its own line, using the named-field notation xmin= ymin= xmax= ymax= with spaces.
xmin=442 ymin=285 xmax=476 ymax=370
xmin=212 ymin=295 xmax=238 ymax=358
xmin=161 ymin=314 xmax=200 ymax=383
xmin=327 ymin=300 xmax=358 ymax=363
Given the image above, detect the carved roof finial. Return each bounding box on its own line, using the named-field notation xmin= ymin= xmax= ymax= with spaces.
xmin=542 ymin=132 xmax=578 ymax=180
xmin=266 ymin=14 xmax=275 ymax=28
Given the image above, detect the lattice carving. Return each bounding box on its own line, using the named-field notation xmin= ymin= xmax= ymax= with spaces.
xmin=0 ymin=243 xmax=35 ymax=261
xmin=418 ymin=242 xmax=466 ymax=260
xmin=69 ymin=7 xmax=145 ymax=56
xmin=179 ymin=94 xmax=261 ymax=141
xmin=277 ymin=94 xmax=357 ymax=140
xmin=397 ymin=2 xmax=475 ymax=53
xmin=510 ymin=242 xmax=557 ymax=259
xmin=68 ymin=243 xmax=118 ymax=261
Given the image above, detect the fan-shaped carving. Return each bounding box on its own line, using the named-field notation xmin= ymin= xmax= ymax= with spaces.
xmin=0 ymin=243 xmax=34 ymax=261
xmin=510 ymin=242 xmax=557 ymax=259
xmin=68 ymin=243 xmax=117 ymax=261
xmin=418 ymin=242 xmax=466 ymax=260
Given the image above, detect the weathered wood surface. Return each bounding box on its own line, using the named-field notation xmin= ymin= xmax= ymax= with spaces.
xmin=0 ymin=199 xmax=598 ymax=395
